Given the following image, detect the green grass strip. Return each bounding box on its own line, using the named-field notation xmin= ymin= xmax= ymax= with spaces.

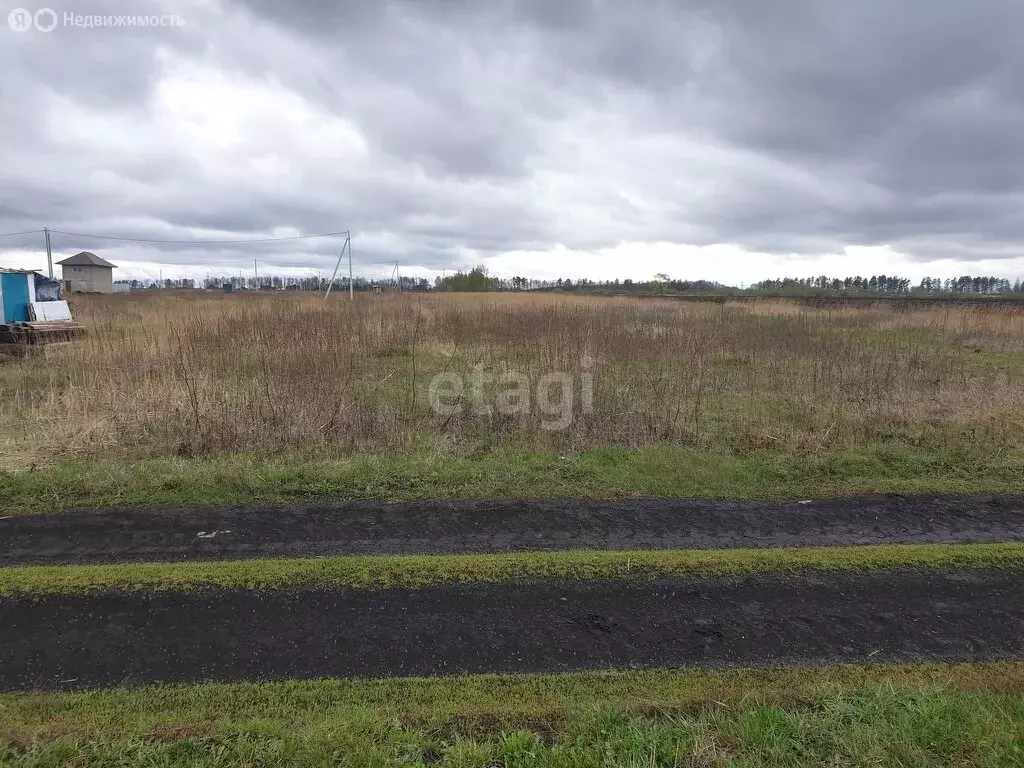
xmin=1 ymin=443 xmax=1022 ymax=514
xmin=2 ymin=542 xmax=1023 ymax=596
xmin=3 ymin=662 xmax=1024 ymax=764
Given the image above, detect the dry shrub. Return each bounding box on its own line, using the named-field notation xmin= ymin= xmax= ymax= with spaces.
xmin=1 ymin=292 xmax=1021 ymax=465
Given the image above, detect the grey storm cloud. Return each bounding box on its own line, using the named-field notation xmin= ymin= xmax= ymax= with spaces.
xmin=1 ymin=0 xmax=1023 ymax=276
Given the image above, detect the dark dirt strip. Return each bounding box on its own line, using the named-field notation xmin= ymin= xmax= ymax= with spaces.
xmin=1 ymin=569 xmax=1021 ymax=691
xmin=1 ymin=494 xmax=1022 ymax=566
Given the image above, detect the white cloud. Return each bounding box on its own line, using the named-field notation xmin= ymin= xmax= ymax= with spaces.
xmin=485 ymin=243 xmax=1024 ymax=285
xmin=2 ymin=0 xmax=1024 ymax=285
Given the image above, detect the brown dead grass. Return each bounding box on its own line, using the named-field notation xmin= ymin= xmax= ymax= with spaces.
xmin=0 ymin=292 xmax=1021 ymax=466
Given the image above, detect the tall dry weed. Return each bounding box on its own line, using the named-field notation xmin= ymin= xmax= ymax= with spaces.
xmin=0 ymin=292 xmax=1021 ymax=465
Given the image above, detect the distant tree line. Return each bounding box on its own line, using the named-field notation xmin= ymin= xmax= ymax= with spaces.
xmin=199 ymin=275 xmax=432 ymax=292
xmin=752 ymin=275 xmax=1024 ymax=295
xmin=435 ymin=266 xmax=724 ymax=293
xmin=436 ymin=266 xmax=502 ymax=291
xmin=115 ymin=269 xmax=1024 ymax=297
xmin=117 ymin=278 xmax=197 ymax=290
xmin=117 ymin=275 xmax=436 ymax=292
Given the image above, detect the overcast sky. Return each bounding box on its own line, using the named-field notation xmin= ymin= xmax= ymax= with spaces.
xmin=2 ymin=0 xmax=1023 ymax=284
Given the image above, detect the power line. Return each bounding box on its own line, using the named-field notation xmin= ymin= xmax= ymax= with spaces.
xmin=46 ymin=229 xmax=350 ymax=245
xmin=0 ymin=229 xmax=44 ymax=238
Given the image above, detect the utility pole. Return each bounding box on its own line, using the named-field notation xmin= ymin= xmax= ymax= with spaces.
xmin=325 ymin=231 xmax=353 ymax=300
xmin=254 ymin=259 xmax=258 ymax=286
xmin=44 ymin=227 xmax=53 ymax=279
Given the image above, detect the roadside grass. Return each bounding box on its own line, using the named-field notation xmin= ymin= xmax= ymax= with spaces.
xmin=2 ymin=542 xmax=1023 ymax=596
xmin=2 ymin=663 xmax=1024 ymax=765
xmin=1 ymin=442 xmax=1022 ymax=514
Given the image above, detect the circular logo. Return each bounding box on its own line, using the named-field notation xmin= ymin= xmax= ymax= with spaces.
xmin=7 ymin=8 xmax=33 ymax=32
xmin=34 ymin=8 xmax=57 ymax=32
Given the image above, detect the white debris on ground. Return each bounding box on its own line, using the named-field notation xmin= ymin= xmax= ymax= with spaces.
xmin=195 ymin=530 xmax=232 ymax=539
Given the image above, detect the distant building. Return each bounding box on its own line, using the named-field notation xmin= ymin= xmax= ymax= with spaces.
xmin=57 ymin=252 xmax=116 ymax=293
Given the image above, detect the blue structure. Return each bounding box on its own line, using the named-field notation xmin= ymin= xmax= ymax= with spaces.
xmin=0 ymin=270 xmax=36 ymax=324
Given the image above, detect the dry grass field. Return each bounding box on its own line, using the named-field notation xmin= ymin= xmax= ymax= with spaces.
xmin=1 ymin=291 xmax=1022 ymax=508
xmin=3 ymin=293 xmax=1024 ymax=766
